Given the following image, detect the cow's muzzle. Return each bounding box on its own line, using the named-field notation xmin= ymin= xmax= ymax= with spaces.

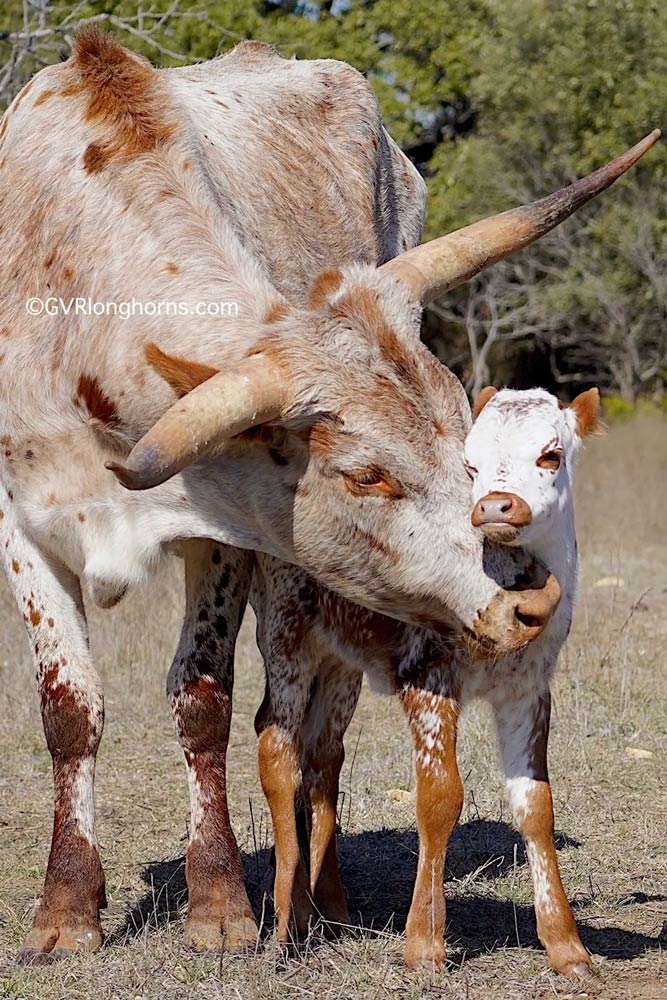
xmin=471 ymin=491 xmax=532 ymax=544
xmin=470 ymin=571 xmax=560 ymax=654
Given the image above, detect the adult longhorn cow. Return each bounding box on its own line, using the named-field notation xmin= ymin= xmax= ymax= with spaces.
xmin=0 ymin=27 xmax=658 ymax=962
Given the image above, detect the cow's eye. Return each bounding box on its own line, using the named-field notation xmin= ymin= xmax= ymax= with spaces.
xmin=464 ymin=462 xmax=478 ymax=480
xmin=342 ymin=467 xmax=405 ymax=498
xmin=537 ymin=450 xmax=562 ymax=471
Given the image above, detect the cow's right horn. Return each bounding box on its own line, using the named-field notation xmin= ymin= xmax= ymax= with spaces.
xmin=382 ymin=130 xmax=661 ymax=303
xmin=107 ymin=353 xmax=287 ymax=490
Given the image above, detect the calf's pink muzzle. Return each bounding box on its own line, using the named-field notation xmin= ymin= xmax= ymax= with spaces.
xmin=471 ymin=490 xmax=532 ymax=544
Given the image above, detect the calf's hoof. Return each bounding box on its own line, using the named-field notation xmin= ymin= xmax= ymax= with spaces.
xmin=557 ymin=957 xmax=594 ymax=979
xmin=404 ymin=937 xmax=446 ymax=972
xmin=547 ymin=940 xmax=593 ymax=979
xmin=17 ymin=921 xmax=103 ymax=964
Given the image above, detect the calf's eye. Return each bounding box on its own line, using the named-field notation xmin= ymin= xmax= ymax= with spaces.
xmin=536 ymin=450 xmax=562 ymax=471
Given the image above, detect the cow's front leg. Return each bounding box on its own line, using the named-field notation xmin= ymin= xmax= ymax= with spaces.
xmin=169 ymin=541 xmax=257 ymax=954
xmin=0 ymin=516 xmax=105 ymax=964
xmin=400 ymin=685 xmax=462 ymax=971
xmin=493 ymin=691 xmax=591 ymax=978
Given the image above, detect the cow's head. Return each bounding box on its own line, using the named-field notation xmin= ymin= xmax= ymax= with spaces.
xmin=466 ymin=386 xmax=602 ymax=547
xmin=107 ymin=135 xmax=651 ymax=654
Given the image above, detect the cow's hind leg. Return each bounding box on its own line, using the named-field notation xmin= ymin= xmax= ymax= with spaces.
xmin=401 ymin=683 xmax=462 ymax=972
xmin=493 ymin=691 xmax=591 ymax=978
xmin=302 ymin=663 xmax=362 ymax=930
xmin=0 ymin=497 xmax=105 ymax=963
xmin=169 ymin=541 xmax=257 ymax=954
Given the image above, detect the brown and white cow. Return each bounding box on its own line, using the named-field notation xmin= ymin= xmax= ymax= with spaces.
xmin=0 ymin=28 xmax=657 ymax=962
xmin=251 ymin=386 xmax=602 ymax=977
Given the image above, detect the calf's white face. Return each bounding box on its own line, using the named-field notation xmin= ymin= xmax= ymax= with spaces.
xmin=464 ymin=387 xmax=601 ymax=547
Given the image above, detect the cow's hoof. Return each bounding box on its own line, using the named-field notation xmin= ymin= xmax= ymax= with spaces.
xmin=17 ymin=923 xmax=103 ymax=964
xmin=404 ymin=938 xmax=446 ymax=972
xmin=224 ymin=915 xmax=259 ymax=953
xmin=184 ymin=921 xmax=224 ymax=954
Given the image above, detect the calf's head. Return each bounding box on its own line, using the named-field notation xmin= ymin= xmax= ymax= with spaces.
xmin=108 ymin=135 xmax=653 ymax=653
xmin=466 ymin=386 xmax=602 ymax=547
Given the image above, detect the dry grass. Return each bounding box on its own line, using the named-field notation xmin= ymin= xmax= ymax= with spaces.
xmin=0 ymin=416 xmax=666 ymax=1000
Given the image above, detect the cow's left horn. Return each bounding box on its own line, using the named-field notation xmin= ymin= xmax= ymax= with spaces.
xmin=106 ymin=354 xmax=287 ymax=490
xmin=382 ymin=130 xmax=661 ymax=303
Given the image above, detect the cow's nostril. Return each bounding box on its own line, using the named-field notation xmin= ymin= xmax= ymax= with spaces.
xmin=499 ymin=499 xmax=513 ymax=513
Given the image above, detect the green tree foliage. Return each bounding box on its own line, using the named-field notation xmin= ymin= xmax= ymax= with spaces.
xmin=1 ymin=0 xmax=664 ymax=398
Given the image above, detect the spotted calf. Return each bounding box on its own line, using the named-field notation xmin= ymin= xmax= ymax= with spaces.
xmin=251 ymin=387 xmax=602 ymax=978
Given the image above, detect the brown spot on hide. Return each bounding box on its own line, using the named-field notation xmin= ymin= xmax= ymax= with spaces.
xmin=34 ymin=89 xmax=55 ymax=106
xmin=263 ymin=300 xmax=291 ymax=325
xmin=77 ymin=511 xmax=86 ymax=522
xmin=309 ymin=420 xmax=340 ymax=459
xmin=145 ymin=342 xmax=218 ymax=397
xmin=335 ymin=286 xmax=417 ymax=388
xmin=11 ymin=559 xmax=19 ymax=573
xmin=176 ymin=677 xmax=230 ymax=755
xmin=72 ymin=27 xmax=174 ymax=169
xmin=29 ymin=608 xmax=42 ymax=627
xmin=63 ymin=267 xmax=74 ymax=281
xmin=309 ymin=268 xmax=343 ymax=309
xmin=76 ymin=373 xmax=119 ymax=427
xmin=165 ymin=261 xmax=179 ymax=275
xmin=83 ymin=142 xmax=111 ymax=174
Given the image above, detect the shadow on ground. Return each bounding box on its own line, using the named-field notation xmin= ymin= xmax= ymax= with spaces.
xmin=108 ymin=819 xmax=663 ymax=964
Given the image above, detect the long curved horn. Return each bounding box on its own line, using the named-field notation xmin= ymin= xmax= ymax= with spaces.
xmin=382 ymin=130 xmax=661 ymax=303
xmin=107 ymin=353 xmax=287 ymax=490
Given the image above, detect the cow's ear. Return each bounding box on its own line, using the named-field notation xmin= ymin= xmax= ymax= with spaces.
xmin=145 ymin=342 xmax=219 ymax=397
xmin=569 ymin=387 xmax=603 ymax=438
xmin=472 ymin=386 xmax=498 ymax=420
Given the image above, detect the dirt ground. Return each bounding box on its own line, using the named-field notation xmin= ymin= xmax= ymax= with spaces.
xmin=0 ymin=415 xmax=665 ymax=1000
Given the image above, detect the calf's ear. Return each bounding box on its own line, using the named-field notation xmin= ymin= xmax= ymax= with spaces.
xmin=472 ymin=386 xmax=498 ymax=420
xmin=569 ymin=387 xmax=603 ymax=438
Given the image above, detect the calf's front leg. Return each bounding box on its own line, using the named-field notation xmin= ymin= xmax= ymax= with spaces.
xmin=169 ymin=541 xmax=257 ymax=954
xmin=493 ymin=690 xmax=591 ymax=978
xmin=400 ymin=685 xmax=463 ymax=971
xmin=302 ymin=665 xmax=362 ymax=928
